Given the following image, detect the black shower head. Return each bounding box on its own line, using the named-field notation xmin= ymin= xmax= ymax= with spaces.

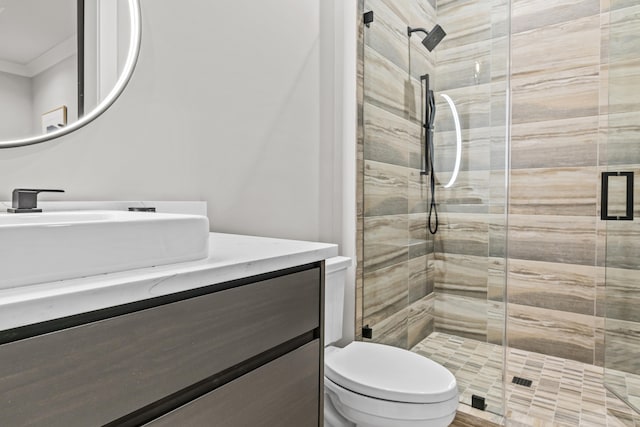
xmin=407 ymin=24 xmax=447 ymax=52
xmin=422 ymin=24 xmax=446 ymax=51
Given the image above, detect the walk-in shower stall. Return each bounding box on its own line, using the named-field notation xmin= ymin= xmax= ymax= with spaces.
xmin=357 ymin=0 xmax=640 ymax=423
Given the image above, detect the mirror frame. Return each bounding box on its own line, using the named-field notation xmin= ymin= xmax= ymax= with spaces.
xmin=0 ymin=0 xmax=142 ymax=149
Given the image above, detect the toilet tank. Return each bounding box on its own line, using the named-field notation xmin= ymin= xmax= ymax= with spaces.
xmin=325 ymin=256 xmax=353 ymax=346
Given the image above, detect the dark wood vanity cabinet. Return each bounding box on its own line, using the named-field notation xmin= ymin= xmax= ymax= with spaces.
xmin=0 ymin=263 xmax=324 ymax=427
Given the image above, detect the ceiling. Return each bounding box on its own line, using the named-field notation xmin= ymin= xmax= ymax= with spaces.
xmin=0 ymin=0 xmax=76 ymax=65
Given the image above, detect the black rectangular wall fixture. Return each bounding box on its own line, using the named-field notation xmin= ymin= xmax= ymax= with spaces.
xmin=601 ymin=172 xmax=634 ymax=221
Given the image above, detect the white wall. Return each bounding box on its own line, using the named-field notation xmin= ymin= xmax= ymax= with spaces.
xmin=0 ymin=71 xmax=32 ymax=140
xmin=31 ymin=55 xmax=78 ymax=134
xmin=0 ymin=0 xmax=359 ymax=343
xmin=0 ymin=0 xmax=355 ymax=245
xmin=321 ymin=0 xmax=357 ymax=344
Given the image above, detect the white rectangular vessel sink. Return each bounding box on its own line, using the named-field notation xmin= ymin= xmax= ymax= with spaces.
xmin=0 ymin=210 xmax=210 ymax=289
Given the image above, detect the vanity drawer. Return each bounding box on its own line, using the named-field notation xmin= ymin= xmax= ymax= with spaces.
xmin=0 ymin=267 xmax=320 ymax=427
xmin=146 ymin=340 xmax=320 ymax=427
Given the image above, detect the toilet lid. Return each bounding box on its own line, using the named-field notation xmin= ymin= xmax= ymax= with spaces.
xmin=325 ymin=342 xmax=457 ymax=404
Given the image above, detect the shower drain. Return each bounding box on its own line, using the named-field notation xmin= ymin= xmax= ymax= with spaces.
xmin=512 ymin=376 xmax=533 ymax=387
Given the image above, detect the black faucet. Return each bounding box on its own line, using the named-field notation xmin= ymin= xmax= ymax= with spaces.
xmin=7 ymin=189 xmax=65 ymax=213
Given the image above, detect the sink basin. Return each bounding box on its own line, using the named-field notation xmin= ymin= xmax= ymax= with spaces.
xmin=0 ymin=210 xmax=210 ymax=289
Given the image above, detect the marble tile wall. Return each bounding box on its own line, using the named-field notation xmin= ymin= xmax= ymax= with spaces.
xmin=357 ymin=0 xmax=508 ymax=354
xmin=430 ymin=0 xmax=508 ymax=348
xmin=357 ymin=0 xmax=640 ymax=422
xmin=507 ymin=0 xmax=640 ymax=382
xmin=358 ymin=0 xmax=437 ymax=349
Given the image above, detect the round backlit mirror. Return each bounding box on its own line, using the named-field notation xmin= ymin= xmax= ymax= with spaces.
xmin=0 ymin=0 xmax=141 ymax=148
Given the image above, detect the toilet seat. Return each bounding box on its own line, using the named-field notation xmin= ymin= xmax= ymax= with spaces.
xmin=325 ymin=376 xmax=458 ymax=424
xmin=325 ymin=342 xmax=458 ymax=404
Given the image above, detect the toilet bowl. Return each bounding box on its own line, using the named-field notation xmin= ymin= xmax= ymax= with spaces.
xmin=324 ymin=257 xmax=458 ymax=427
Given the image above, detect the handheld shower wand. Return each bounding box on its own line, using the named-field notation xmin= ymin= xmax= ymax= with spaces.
xmin=421 ymin=74 xmax=438 ymax=235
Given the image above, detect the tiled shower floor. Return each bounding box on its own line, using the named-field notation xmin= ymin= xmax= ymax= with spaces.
xmin=411 ymin=332 xmax=640 ymax=426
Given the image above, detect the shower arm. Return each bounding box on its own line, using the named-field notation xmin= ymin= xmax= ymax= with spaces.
xmin=407 ymin=27 xmax=429 ymax=37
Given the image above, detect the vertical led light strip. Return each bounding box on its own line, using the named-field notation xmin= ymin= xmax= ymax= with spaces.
xmin=440 ymin=93 xmax=462 ymax=188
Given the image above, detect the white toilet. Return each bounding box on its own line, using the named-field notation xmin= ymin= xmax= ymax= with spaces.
xmin=324 ymin=257 xmax=458 ymax=427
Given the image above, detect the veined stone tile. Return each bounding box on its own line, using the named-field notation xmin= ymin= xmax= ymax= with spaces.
xmin=490 ymin=36 xmax=509 ymax=82
xmin=489 ymin=166 xmax=507 ymax=204
xmin=409 ymin=169 xmax=428 ymax=214
xmin=363 ymin=214 xmax=409 ymax=272
xmin=435 ymin=170 xmax=490 ymax=207
xmin=488 ymin=256 xmax=506 ymax=302
xmin=508 ymin=303 xmax=595 ymax=364
xmin=507 ymin=259 xmax=597 ymax=315
xmin=409 ymin=255 xmax=432 ymax=303
xmin=608 ymin=0 xmax=639 ymax=12
xmin=512 ymin=0 xmax=599 ymax=34
xmin=435 ymin=83 xmax=492 ymax=132
xmin=602 ymin=267 xmax=640 ymax=323
xmin=437 ymin=0 xmax=492 ymax=48
xmin=363 ymin=261 xmax=408 ymax=328
xmin=435 ymin=40 xmax=491 ymax=91
xmin=511 ymin=116 xmax=599 ymax=169
xmin=608 ymin=58 xmax=640 ymax=115
xmin=432 ymin=252 xmax=489 ymax=298
xmin=608 ymin=5 xmax=640 ymax=64
xmin=490 ymin=0 xmax=510 ymax=35
xmin=408 ymin=212 xmax=429 ymax=259
xmin=507 ymin=214 xmax=597 ymax=266
xmin=604 ymin=220 xmax=640 ymax=270
xmin=368 ymin=306 xmax=408 ymax=349
xmin=379 ymin=0 xmax=436 ymax=34
xmin=511 ymin=65 xmax=600 ymax=124
xmin=604 ymin=112 xmax=640 ymax=166
xmin=600 ymin=63 xmax=609 ymax=116
xmin=409 ymin=213 xmax=433 ymax=259
xmin=601 ymin=10 xmax=610 ymax=66
xmin=364 ymin=159 xmax=409 ymax=216
xmin=435 ymin=293 xmax=488 ymax=341
xmin=594 ymin=316 xmax=604 ymax=367
xmin=487 ymin=301 xmax=506 ymax=345
xmin=488 ymin=213 xmax=507 ymax=258
xmin=595 ymin=265 xmax=605 ymax=318
xmin=490 ymin=81 xmax=509 ymax=128
xmin=604 ymin=317 xmax=640 ymax=363
xmin=433 ymin=212 xmax=489 ymax=257
xmin=595 ymin=215 xmax=606 ymax=268
xmin=363 ymin=102 xmax=419 ymax=167
xmin=439 ymin=204 xmax=490 ymax=215
xmin=409 ymin=143 xmax=424 ymax=176
xmin=365 ymin=0 xmax=436 ymax=81
xmin=512 ymin=15 xmax=600 ymax=78
xmin=356 ymin=217 xmax=364 ymax=262
xmin=408 ymin=294 xmax=435 ymax=348
xmin=364 ymin=46 xmax=422 ymax=122
xmin=434 ymin=126 xmax=491 ymax=172
xmin=509 ymin=167 xmax=598 ymax=216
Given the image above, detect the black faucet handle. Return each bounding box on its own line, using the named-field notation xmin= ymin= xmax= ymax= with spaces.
xmin=8 ymin=188 xmax=65 ymax=213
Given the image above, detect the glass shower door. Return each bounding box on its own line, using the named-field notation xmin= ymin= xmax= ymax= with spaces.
xmin=359 ymin=0 xmax=509 ymax=417
xmin=602 ymin=0 xmax=640 ymax=413
xmin=360 ymin=0 xmax=433 ymax=350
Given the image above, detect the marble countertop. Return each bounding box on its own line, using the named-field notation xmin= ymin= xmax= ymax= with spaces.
xmin=0 ymin=233 xmax=338 ymax=331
